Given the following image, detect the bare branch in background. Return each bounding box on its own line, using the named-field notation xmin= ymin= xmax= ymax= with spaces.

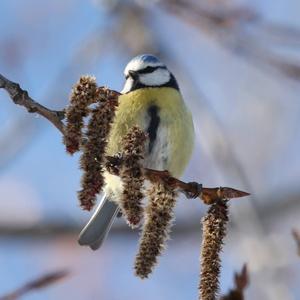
xmin=292 ymin=229 xmax=300 ymax=256
xmin=0 ymin=270 xmax=69 ymax=300
xmin=257 ymin=22 xmax=300 ymax=46
xmin=0 ymin=73 xmax=65 ymax=133
xmin=0 ymin=189 xmax=299 ymax=236
xmin=161 ymin=0 xmax=300 ymax=80
xmin=113 ymin=2 xmax=158 ymax=54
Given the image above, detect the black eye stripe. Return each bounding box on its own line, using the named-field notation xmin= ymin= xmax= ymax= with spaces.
xmin=137 ymin=66 xmax=167 ymax=74
xmin=125 ymin=66 xmax=167 ymax=80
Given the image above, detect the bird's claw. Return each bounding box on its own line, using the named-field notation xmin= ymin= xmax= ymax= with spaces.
xmin=184 ymin=182 xmax=203 ymax=198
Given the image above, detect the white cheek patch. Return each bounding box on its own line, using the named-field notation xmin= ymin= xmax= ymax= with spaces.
xmin=139 ymin=69 xmax=171 ymax=86
xmin=121 ymin=77 xmax=134 ymax=94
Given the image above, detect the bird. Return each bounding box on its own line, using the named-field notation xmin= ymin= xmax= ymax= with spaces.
xmin=78 ymin=54 xmax=194 ymax=250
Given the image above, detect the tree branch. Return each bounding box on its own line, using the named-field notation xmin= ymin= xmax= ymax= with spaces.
xmin=0 ymin=73 xmax=65 ymax=133
xmin=144 ymin=168 xmax=249 ymax=204
xmin=106 ymin=156 xmax=250 ymax=204
xmin=1 ymin=73 xmax=250 ymax=205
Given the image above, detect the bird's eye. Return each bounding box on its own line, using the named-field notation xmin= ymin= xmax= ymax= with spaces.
xmin=125 ymin=75 xmax=129 ymax=80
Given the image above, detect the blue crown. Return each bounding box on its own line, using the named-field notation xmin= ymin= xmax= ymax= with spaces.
xmin=132 ymin=54 xmax=161 ymax=64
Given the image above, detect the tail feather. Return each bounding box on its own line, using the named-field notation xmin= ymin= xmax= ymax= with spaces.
xmin=89 ymin=237 xmax=107 ymax=251
xmin=78 ymin=195 xmax=119 ymax=250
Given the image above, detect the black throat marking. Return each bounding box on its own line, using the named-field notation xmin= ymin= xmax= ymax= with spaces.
xmin=147 ymin=105 xmax=160 ymax=153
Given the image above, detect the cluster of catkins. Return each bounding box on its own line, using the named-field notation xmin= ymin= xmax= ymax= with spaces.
xmin=63 ymin=76 xmax=119 ymax=211
xmin=63 ymin=76 xmax=178 ymax=279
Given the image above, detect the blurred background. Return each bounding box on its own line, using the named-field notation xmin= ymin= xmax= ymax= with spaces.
xmin=0 ymin=0 xmax=300 ymax=299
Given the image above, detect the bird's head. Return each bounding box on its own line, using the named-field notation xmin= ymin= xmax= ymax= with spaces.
xmin=121 ymin=54 xmax=179 ymax=93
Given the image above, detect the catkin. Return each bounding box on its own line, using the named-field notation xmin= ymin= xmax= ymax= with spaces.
xmin=63 ymin=76 xmax=97 ymax=154
xmin=119 ymin=126 xmax=147 ymax=228
xmin=199 ymin=200 xmax=229 ymax=300
xmin=135 ymin=183 xmax=177 ymax=278
xmin=78 ymin=88 xmax=118 ymax=211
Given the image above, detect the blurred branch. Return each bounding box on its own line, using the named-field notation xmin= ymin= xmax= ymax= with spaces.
xmin=1 ymin=190 xmax=299 ymax=237
xmin=0 ymin=270 xmax=69 ymax=300
xmin=161 ymin=0 xmax=300 ymax=80
xmin=163 ymin=0 xmax=258 ymax=30
xmin=0 ymin=221 xmax=205 ymax=237
xmin=220 ymin=264 xmax=249 ymax=300
xmin=292 ymin=229 xmax=300 ymax=256
xmin=258 ymin=192 xmax=300 ymax=226
xmin=112 ymin=2 xmax=157 ymax=54
xmin=0 ymin=73 xmax=65 ymax=133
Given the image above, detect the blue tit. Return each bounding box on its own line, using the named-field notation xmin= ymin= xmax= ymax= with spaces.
xmin=78 ymin=54 xmax=194 ymax=250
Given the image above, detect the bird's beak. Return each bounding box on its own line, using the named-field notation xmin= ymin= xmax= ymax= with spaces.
xmin=128 ymin=70 xmax=138 ymax=80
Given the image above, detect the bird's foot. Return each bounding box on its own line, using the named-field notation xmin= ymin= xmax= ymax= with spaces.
xmin=184 ymin=182 xmax=203 ymax=198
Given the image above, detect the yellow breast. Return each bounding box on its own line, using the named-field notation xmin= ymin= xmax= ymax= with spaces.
xmin=106 ymin=87 xmax=194 ymax=177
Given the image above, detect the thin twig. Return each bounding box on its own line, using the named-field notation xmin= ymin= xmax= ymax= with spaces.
xmin=292 ymin=228 xmax=300 ymax=256
xmin=0 ymin=73 xmax=65 ymax=133
xmin=0 ymin=270 xmax=69 ymax=300
xmin=106 ymin=156 xmax=250 ymax=205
